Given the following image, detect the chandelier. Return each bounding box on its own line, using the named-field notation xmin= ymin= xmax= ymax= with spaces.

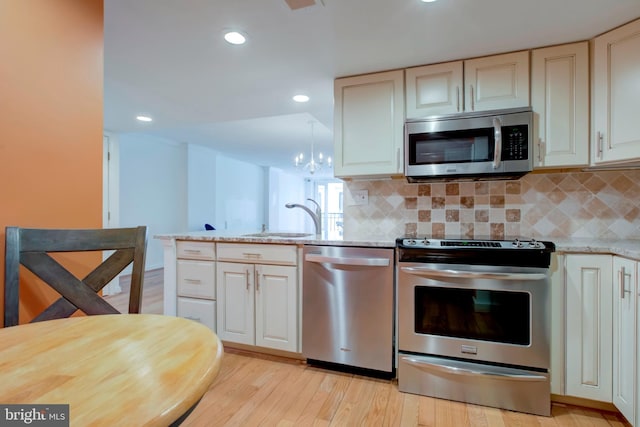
xmin=294 ymin=121 xmax=332 ymax=174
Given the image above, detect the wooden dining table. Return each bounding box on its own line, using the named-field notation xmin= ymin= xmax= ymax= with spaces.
xmin=0 ymin=314 xmax=224 ymax=426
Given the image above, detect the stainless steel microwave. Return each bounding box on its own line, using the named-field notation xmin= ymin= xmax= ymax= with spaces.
xmin=404 ymin=107 xmax=533 ymax=182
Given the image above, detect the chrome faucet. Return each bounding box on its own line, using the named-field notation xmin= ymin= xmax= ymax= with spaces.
xmin=285 ymin=198 xmax=322 ymax=237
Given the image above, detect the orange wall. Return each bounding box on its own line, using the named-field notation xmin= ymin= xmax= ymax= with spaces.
xmin=0 ymin=0 xmax=104 ymax=325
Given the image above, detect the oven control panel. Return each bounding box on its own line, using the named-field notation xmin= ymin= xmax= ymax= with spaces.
xmin=398 ymin=238 xmax=547 ymax=250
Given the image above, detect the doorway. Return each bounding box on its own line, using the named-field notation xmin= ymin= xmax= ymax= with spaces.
xmin=312 ymin=179 xmax=343 ymax=240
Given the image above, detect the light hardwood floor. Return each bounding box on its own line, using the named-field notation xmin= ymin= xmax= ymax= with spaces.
xmin=107 ymin=270 xmax=632 ymax=427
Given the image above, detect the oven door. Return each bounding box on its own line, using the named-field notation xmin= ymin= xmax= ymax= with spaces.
xmin=397 ymin=262 xmax=550 ymax=370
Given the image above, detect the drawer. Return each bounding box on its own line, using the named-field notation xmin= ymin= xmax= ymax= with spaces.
xmin=177 ymin=297 xmax=216 ymax=331
xmin=177 ymin=260 xmax=215 ymax=299
xmin=177 ymin=241 xmax=215 ymax=260
xmin=216 ymin=243 xmax=297 ymax=265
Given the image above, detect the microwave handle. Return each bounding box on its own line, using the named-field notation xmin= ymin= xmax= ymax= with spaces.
xmin=493 ymin=117 xmax=502 ymax=169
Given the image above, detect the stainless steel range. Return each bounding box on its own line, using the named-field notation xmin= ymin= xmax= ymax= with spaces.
xmin=396 ymin=237 xmax=555 ymax=416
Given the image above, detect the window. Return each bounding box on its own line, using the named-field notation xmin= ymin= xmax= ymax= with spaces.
xmin=312 ymin=179 xmax=343 ymax=239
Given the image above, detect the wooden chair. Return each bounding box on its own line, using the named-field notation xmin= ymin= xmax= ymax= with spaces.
xmin=4 ymin=226 xmax=147 ymax=327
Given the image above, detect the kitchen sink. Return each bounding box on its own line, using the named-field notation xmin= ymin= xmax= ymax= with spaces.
xmin=242 ymin=232 xmax=313 ymax=238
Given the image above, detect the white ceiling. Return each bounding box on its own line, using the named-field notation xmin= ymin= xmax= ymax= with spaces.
xmin=104 ymin=0 xmax=640 ymax=177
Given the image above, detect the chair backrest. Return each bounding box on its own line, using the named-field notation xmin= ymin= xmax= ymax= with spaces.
xmin=4 ymin=226 xmax=147 ymax=327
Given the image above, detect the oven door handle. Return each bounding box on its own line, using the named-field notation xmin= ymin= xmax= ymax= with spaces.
xmin=305 ymin=254 xmax=390 ymax=267
xmin=401 ymin=356 xmax=548 ymax=382
xmin=400 ymin=266 xmax=546 ymax=281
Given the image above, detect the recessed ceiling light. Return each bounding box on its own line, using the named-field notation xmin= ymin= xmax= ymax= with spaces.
xmin=224 ymin=31 xmax=247 ymax=45
xmin=136 ymin=115 xmax=153 ymax=122
xmin=421 ymin=0 xmax=438 ymax=2
xmin=293 ymin=94 xmax=310 ymax=103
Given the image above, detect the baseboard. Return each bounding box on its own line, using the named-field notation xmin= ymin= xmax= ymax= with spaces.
xmin=551 ymin=394 xmax=620 ymax=413
xmin=222 ymin=342 xmax=305 ymax=361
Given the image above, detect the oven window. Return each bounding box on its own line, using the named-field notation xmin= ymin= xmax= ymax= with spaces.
xmin=409 ymin=128 xmax=494 ymax=165
xmin=414 ymin=286 xmax=530 ymax=345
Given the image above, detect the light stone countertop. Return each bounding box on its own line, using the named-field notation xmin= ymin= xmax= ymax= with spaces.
xmin=549 ymin=237 xmax=640 ymax=261
xmin=154 ymin=232 xmax=640 ymax=260
xmin=154 ymin=230 xmax=396 ymax=248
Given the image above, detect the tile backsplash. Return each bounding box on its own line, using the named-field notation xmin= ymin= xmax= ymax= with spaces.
xmin=343 ymin=170 xmax=640 ymax=241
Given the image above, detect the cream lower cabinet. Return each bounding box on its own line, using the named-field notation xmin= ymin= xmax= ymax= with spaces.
xmin=593 ymin=18 xmax=640 ymax=165
xmin=216 ymin=243 xmax=298 ymax=353
xmin=550 ymin=254 xmax=565 ymax=395
xmin=531 ymin=42 xmax=589 ymax=168
xmin=613 ymin=256 xmax=638 ymax=425
xmin=175 ymin=241 xmax=216 ymax=331
xmin=333 ymin=70 xmax=404 ymax=178
xmin=565 ymin=254 xmax=613 ymax=402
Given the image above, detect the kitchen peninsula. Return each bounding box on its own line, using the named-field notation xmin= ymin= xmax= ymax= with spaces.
xmin=156 ymin=230 xmax=395 ymax=357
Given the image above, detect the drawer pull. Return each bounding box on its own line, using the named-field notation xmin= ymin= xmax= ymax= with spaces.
xmin=184 ymin=278 xmax=202 ymax=284
xmin=184 ymin=249 xmax=202 ymax=253
xmin=242 ymin=252 xmax=262 ymax=259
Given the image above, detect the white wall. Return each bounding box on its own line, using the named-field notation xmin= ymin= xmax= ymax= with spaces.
xmin=187 ymin=144 xmax=216 ymax=231
xmin=117 ymin=136 xmax=312 ymax=271
xmin=215 ymin=156 xmax=266 ymax=232
xmin=119 ymin=134 xmax=188 ymax=270
xmin=268 ymin=168 xmax=307 ymax=232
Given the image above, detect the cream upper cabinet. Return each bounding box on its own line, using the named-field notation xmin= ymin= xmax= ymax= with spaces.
xmin=612 ymin=256 xmax=637 ymax=424
xmin=593 ymin=19 xmax=640 ymax=165
xmin=464 ymin=50 xmax=530 ymax=112
xmin=565 ymin=254 xmax=613 ymax=402
xmin=405 ymin=61 xmax=463 ymax=118
xmin=333 ymin=70 xmax=404 ymax=178
xmin=531 ymin=42 xmax=589 ymax=168
xmin=405 ymin=51 xmax=530 ymax=119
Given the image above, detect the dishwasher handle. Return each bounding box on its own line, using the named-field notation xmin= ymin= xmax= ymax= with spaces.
xmin=400 ymin=266 xmax=546 ymax=281
xmin=305 ymin=253 xmax=390 ymax=267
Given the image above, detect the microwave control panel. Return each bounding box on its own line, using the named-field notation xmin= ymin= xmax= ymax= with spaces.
xmin=502 ymin=125 xmax=528 ymax=160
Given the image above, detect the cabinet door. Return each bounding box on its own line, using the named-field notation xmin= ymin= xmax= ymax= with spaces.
xmin=613 ymin=257 xmax=637 ymax=422
xmin=334 ymin=70 xmax=404 ymax=178
xmin=593 ymin=19 xmax=640 ymax=164
xmin=177 ymin=297 xmax=216 ymax=331
xmin=550 ymin=254 xmax=565 ymax=395
xmin=217 ymin=243 xmax=297 ymax=266
xmin=531 ymin=42 xmax=589 ymax=168
xmin=177 ymin=259 xmax=215 ymax=299
xmin=255 ymin=264 xmax=298 ymax=352
xmin=176 ymin=240 xmax=215 ymax=260
xmin=405 ymin=61 xmax=463 ymax=118
xmin=565 ymin=254 xmax=613 ymax=402
xmin=464 ymin=51 xmax=530 ymax=112
xmin=216 ymin=262 xmax=254 ymax=345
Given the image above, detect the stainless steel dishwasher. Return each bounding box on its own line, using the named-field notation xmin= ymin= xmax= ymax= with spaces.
xmin=302 ymin=245 xmax=394 ymax=375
